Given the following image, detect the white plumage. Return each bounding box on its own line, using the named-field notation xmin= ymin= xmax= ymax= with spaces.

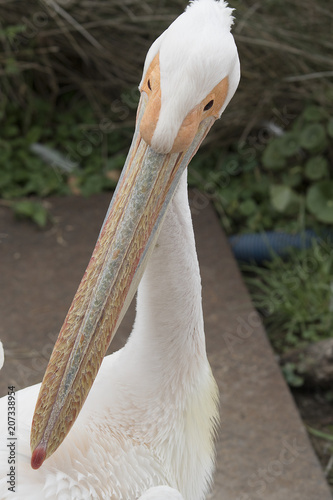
xmin=0 ymin=177 xmax=218 ymax=499
xmin=139 ymin=486 xmax=185 ymax=499
xmin=141 ymin=0 xmax=239 ymax=153
xmin=0 ymin=1 xmax=240 ymax=498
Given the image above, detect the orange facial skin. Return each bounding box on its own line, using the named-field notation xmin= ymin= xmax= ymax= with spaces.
xmin=140 ymin=54 xmax=229 ymax=154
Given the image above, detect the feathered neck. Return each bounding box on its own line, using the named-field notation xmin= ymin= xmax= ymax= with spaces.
xmin=125 ymin=170 xmax=207 ymax=381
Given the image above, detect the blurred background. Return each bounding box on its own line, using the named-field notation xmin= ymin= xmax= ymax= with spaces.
xmin=0 ymin=0 xmax=333 ymax=491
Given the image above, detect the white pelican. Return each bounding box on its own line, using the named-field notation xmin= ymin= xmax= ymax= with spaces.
xmin=0 ymin=0 xmax=240 ymax=498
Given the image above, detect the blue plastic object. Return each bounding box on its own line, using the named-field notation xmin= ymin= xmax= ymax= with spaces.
xmin=228 ymin=230 xmax=332 ymax=264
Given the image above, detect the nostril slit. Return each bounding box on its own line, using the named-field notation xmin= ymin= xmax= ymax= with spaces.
xmin=204 ymin=100 xmax=214 ymax=111
xmin=147 ymin=79 xmax=152 ymax=91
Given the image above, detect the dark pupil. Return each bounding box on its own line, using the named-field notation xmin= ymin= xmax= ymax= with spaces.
xmin=147 ymin=79 xmax=152 ymax=91
xmin=204 ymin=100 xmax=214 ymax=111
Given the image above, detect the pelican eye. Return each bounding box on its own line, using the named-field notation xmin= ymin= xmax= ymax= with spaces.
xmin=147 ymin=79 xmax=152 ymax=91
xmin=204 ymin=100 xmax=214 ymax=111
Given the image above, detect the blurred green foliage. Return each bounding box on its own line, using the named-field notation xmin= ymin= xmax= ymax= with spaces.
xmin=189 ymin=104 xmax=333 ymax=234
xmin=1 ymin=97 xmax=332 ymax=232
xmin=0 ymin=96 xmax=132 ymax=225
xmin=243 ymin=239 xmax=333 ymax=354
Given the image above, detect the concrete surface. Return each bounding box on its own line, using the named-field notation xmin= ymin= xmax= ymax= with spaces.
xmin=0 ymin=191 xmax=331 ymax=499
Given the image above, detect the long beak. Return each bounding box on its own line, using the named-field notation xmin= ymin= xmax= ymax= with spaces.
xmin=30 ymin=93 xmax=215 ymax=469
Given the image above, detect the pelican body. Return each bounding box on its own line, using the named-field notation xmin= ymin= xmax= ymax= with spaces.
xmin=0 ymin=1 xmax=240 ymax=498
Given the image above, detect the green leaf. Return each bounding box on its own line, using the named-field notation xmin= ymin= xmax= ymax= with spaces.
xmin=279 ymin=132 xmax=299 ymax=157
xmin=282 ymin=166 xmax=302 ymax=187
xmin=306 ymin=181 xmax=333 ymax=223
xmin=302 ymin=105 xmax=328 ymax=122
xmin=238 ymin=199 xmax=257 ymax=216
xmin=307 ymin=426 xmax=333 ymax=442
xmin=262 ymin=140 xmax=286 ymax=170
xmin=299 ymin=123 xmax=327 ymax=153
xmin=304 ymin=156 xmax=328 ymax=180
xmin=13 ymin=201 xmax=49 ymax=228
xmin=270 ymin=185 xmax=299 ymax=214
xmin=32 ymin=205 xmax=48 ymax=228
xmin=26 ymin=126 xmax=43 ymax=144
xmin=282 ymin=363 xmax=304 ymax=388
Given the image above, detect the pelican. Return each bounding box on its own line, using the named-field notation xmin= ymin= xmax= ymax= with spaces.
xmin=0 ymin=0 xmax=240 ymax=498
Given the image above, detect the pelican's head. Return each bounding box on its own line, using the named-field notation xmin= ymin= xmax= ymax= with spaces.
xmin=30 ymin=0 xmax=240 ymax=469
xmin=139 ymin=0 xmax=240 ymax=154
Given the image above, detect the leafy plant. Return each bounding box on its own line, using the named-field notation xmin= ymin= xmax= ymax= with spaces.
xmin=281 ymin=362 xmax=305 ymax=388
xmin=189 ymin=103 xmax=333 ymax=235
xmin=262 ymin=105 xmax=333 ymax=226
xmin=243 ymin=239 xmax=333 ymax=354
xmin=307 ymin=426 xmax=333 ymax=443
xmin=0 ymin=95 xmax=131 ymax=224
xmin=12 ymin=200 xmax=49 ymax=228
xmin=306 ymin=182 xmax=333 ymax=223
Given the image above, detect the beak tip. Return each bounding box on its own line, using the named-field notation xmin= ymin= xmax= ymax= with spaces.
xmin=31 ymin=444 xmax=46 ymax=470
